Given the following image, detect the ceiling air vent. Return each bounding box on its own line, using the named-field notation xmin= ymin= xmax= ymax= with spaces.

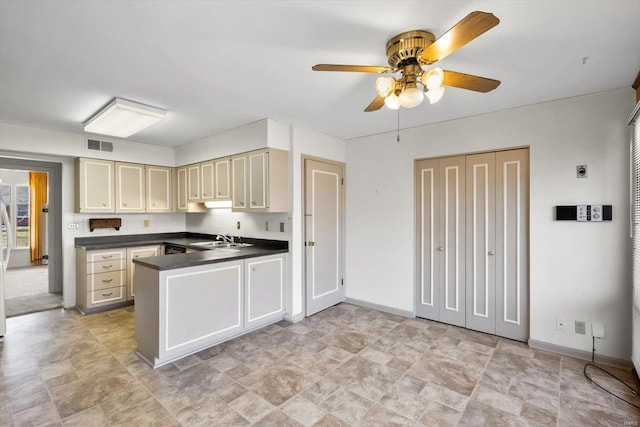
xmin=87 ymin=139 xmax=114 ymax=152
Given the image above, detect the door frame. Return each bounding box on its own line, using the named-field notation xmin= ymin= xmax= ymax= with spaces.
xmin=301 ymin=155 xmax=346 ymax=318
xmin=0 ymin=157 xmax=63 ymax=295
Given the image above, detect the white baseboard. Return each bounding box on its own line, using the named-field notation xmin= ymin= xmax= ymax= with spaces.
xmin=344 ymin=297 xmax=414 ymax=318
xmin=528 ymin=339 xmax=632 ymax=369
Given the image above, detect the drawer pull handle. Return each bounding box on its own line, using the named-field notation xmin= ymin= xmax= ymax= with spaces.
xmin=102 ymin=292 xmax=113 ymax=297
xmin=102 ymin=279 xmax=113 ymax=283
xmin=102 ymin=202 xmax=107 ymax=206
xmin=102 ymin=265 xmax=113 ymax=269
xmin=101 ymin=255 xmax=113 ymax=259
xmin=252 ymin=200 xmax=257 ymax=205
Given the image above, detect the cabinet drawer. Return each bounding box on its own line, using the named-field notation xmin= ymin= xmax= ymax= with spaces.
xmin=88 ymin=270 xmax=126 ymax=292
xmin=87 ymin=286 xmax=126 ymax=308
xmin=88 ymin=249 xmax=126 ymax=263
xmin=88 ymin=259 xmax=126 ymax=274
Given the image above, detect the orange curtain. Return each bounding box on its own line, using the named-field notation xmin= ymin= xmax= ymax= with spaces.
xmin=29 ymin=172 xmax=48 ymax=264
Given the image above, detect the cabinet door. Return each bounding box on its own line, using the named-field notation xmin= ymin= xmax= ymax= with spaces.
xmin=215 ymin=157 xmax=231 ymax=200
xmin=115 ymin=162 xmax=146 ymax=213
xmin=244 ymin=255 xmax=285 ymax=329
xmin=200 ymin=161 xmax=215 ymax=202
xmin=187 ymin=164 xmax=201 ymax=202
xmin=127 ymin=245 xmax=162 ymax=300
xmin=232 ymin=155 xmax=247 ymax=210
xmin=248 ymin=151 xmax=267 ymax=209
xmin=147 ymin=166 xmax=173 ymax=212
xmin=176 ymin=167 xmax=188 ymax=211
xmin=76 ymin=158 xmax=114 ymax=212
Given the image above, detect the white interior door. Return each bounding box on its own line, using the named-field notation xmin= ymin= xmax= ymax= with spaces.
xmin=304 ymin=158 xmax=345 ymax=316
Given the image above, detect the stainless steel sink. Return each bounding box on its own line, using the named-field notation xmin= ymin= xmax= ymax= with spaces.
xmin=189 ymin=241 xmax=252 ymax=249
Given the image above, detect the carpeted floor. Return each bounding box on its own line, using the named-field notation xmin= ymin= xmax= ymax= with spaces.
xmin=4 ymin=265 xmax=62 ymax=317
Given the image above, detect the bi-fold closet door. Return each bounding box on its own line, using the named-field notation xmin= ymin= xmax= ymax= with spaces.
xmin=415 ymin=148 xmax=529 ymax=341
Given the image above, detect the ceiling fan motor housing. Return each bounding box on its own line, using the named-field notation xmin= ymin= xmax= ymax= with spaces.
xmin=385 ymin=30 xmax=436 ymax=69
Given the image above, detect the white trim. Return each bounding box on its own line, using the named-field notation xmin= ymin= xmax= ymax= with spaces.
xmin=528 ymin=339 xmax=632 ymax=369
xmin=421 ymin=168 xmax=434 ymax=307
xmin=444 ymin=166 xmax=459 ymax=312
xmin=345 ymin=297 xmax=413 ymax=318
xmin=472 ymin=163 xmax=490 ymax=319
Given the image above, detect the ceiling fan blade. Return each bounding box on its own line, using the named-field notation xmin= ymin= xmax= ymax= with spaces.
xmin=419 ymin=11 xmax=499 ymax=64
xmin=443 ymin=70 xmax=501 ymax=92
xmin=312 ymin=64 xmax=392 ymax=73
xmin=364 ymin=96 xmax=385 ymax=112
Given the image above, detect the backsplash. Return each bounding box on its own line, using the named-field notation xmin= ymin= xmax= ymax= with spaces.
xmin=70 ymin=213 xmax=186 ymax=237
xmin=186 ymin=209 xmax=291 ymax=240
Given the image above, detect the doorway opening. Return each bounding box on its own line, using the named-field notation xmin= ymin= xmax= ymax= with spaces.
xmin=0 ymin=157 xmax=63 ymax=318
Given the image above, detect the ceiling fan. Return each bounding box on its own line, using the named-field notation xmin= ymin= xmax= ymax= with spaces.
xmin=312 ymin=11 xmax=501 ymax=112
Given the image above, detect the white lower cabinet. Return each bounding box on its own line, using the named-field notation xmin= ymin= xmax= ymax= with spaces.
xmin=76 ymin=248 xmax=128 ymax=314
xmin=244 ymin=254 xmax=284 ymax=329
xmin=135 ymin=253 xmax=287 ymax=368
xmin=127 ymin=245 xmax=163 ymax=300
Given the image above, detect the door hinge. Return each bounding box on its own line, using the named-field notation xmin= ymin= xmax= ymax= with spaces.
xmin=341 ymin=178 xmax=344 ymax=186
xmin=341 ymin=278 xmax=344 ymax=286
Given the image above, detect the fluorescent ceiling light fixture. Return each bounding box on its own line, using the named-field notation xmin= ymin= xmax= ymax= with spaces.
xmin=204 ymin=200 xmax=233 ymax=209
xmin=84 ymin=98 xmax=166 ymax=138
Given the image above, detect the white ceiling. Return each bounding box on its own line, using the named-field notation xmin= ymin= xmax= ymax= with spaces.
xmin=1 ymin=1 xmax=639 ymax=147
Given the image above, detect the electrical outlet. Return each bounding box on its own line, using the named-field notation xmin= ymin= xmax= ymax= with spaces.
xmin=556 ymin=317 xmax=571 ymax=332
xmin=280 ymin=222 xmax=285 ymax=232
xmin=592 ymin=322 xmax=605 ymax=338
xmin=574 ymin=320 xmax=586 ymax=335
xmin=67 ymin=223 xmax=79 ymax=229
xmin=143 ymin=219 xmax=150 ymax=228
xmin=236 ymin=221 xmax=241 ymax=230
xmin=265 ymin=221 xmax=269 ymax=231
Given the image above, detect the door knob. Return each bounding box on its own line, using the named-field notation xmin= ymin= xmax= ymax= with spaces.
xmin=437 ymin=246 xmax=444 ymax=251
xmin=488 ymin=251 xmax=496 ymax=256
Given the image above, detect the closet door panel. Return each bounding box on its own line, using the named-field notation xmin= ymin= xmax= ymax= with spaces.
xmin=438 ymin=156 xmax=466 ymax=327
xmin=415 ymin=159 xmax=440 ymax=320
xmin=465 ymin=153 xmax=496 ymax=334
xmin=495 ymin=149 xmax=529 ymax=341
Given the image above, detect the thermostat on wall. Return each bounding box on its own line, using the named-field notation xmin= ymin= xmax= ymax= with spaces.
xmin=555 ymin=205 xmax=612 ymax=221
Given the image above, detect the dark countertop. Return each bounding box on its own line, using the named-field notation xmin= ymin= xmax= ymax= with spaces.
xmin=75 ymin=232 xmax=289 ymax=271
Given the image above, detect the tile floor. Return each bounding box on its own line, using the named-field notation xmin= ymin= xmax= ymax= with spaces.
xmin=0 ymin=303 xmax=639 ymax=426
xmin=5 ymin=265 xmax=62 ymax=317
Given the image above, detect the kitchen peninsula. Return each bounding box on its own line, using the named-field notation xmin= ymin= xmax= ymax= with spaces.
xmin=130 ymin=235 xmax=288 ymax=368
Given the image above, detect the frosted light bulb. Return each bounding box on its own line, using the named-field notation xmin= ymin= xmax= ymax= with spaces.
xmin=426 ymin=85 xmax=445 ymax=104
xmin=421 ymin=67 xmax=444 ymax=90
xmin=374 ymin=76 xmax=396 ymax=97
xmin=384 ymin=93 xmax=400 ymax=110
xmin=398 ymin=86 xmax=424 ymax=108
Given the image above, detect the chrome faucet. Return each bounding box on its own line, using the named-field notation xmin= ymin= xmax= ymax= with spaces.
xmin=216 ymin=233 xmax=234 ymax=244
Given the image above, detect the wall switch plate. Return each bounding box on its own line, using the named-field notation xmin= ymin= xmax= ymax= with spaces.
xmin=265 ymin=221 xmax=269 ymax=231
xmin=280 ymin=222 xmax=285 ymax=232
xmin=574 ymin=320 xmax=586 ymax=334
xmin=143 ymin=219 xmax=150 ymax=228
xmin=68 ymin=223 xmax=79 ymax=229
xmin=592 ymin=322 xmax=605 ymax=338
xmin=236 ymin=221 xmax=241 ymax=230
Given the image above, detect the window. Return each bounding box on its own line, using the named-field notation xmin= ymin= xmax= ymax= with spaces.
xmin=1 ymin=183 xmax=10 ymax=249
xmin=15 ymin=184 xmax=29 ymax=248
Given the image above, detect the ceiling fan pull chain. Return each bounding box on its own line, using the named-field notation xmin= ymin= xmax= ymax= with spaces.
xmin=397 ymin=108 xmax=400 ymax=142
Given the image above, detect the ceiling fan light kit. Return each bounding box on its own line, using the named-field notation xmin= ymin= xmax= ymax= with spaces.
xmin=312 ymin=11 xmax=501 ymax=112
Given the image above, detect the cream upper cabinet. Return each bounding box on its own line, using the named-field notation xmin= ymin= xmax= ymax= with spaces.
xmin=75 ymin=158 xmax=115 ymax=213
xmin=187 ymin=163 xmax=201 ymax=203
xmin=214 ymin=157 xmax=231 ymax=200
xmin=231 ymin=155 xmax=247 ymax=210
xmin=115 ymin=162 xmax=146 ymax=213
xmin=146 ymin=166 xmax=174 ymax=212
xmin=176 ymin=167 xmax=188 ymax=212
xmin=231 ymin=148 xmax=288 ymax=213
xmin=200 ymin=160 xmax=215 ymax=202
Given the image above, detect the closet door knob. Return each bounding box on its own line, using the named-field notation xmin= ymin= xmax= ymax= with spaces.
xmin=488 ymin=251 xmax=496 ymax=256
xmin=437 ymin=246 xmax=444 ymax=251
